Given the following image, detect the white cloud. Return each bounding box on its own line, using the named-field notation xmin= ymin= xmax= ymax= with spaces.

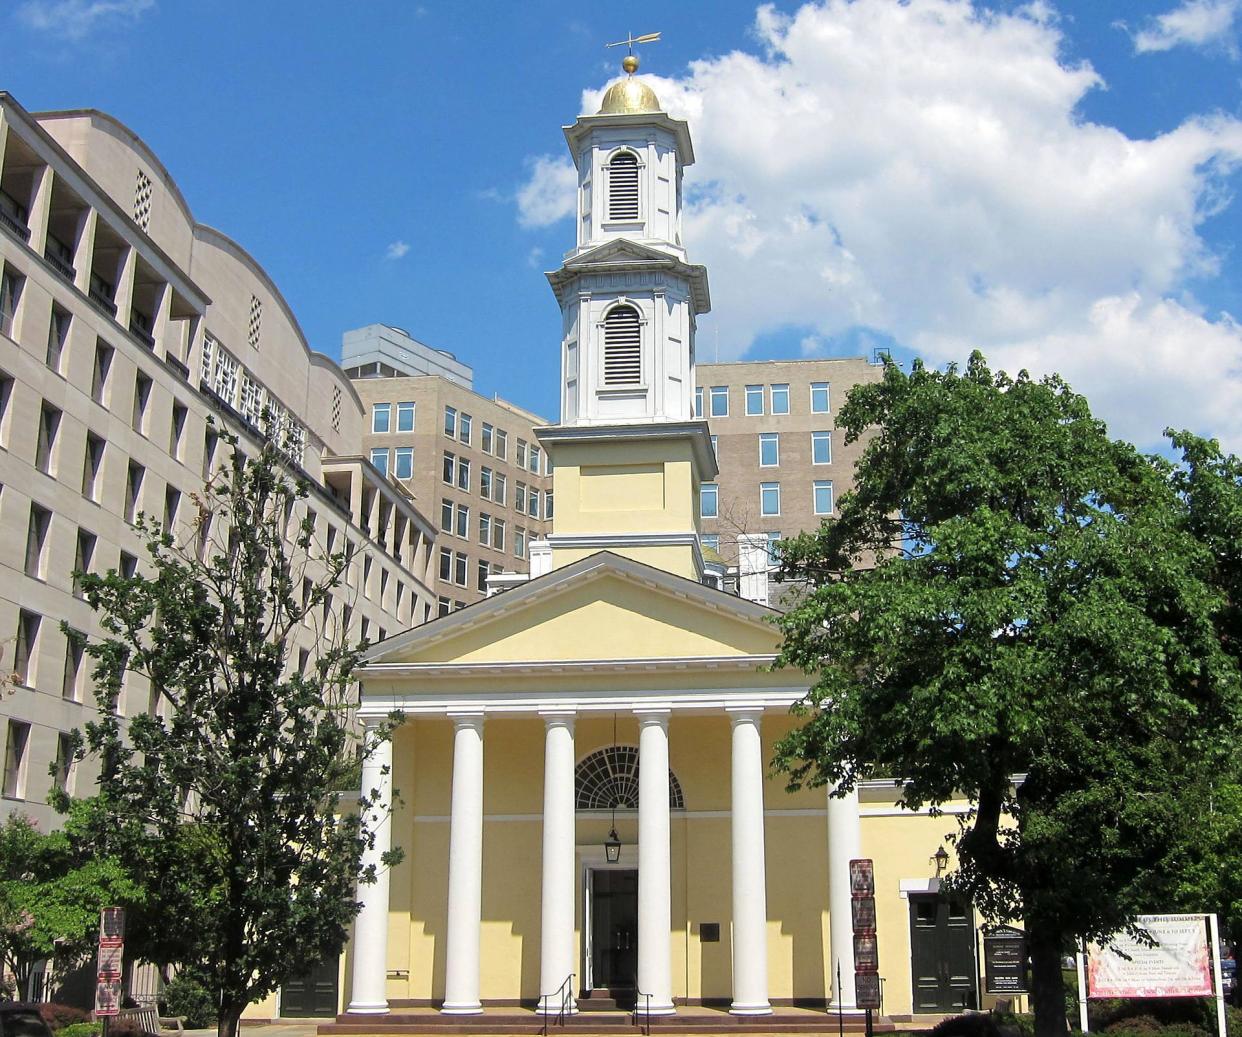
xmin=515 ymin=0 xmax=1242 ymax=449
xmin=17 ymin=0 xmax=154 ymax=39
xmin=1131 ymin=0 xmax=1240 ymax=54
xmin=385 ymin=241 xmax=410 ymax=261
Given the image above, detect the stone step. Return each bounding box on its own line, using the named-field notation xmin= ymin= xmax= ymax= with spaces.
xmin=319 ymin=1011 xmax=892 ymax=1035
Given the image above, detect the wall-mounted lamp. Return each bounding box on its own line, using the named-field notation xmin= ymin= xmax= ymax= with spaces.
xmin=932 ymin=846 xmax=950 ymax=877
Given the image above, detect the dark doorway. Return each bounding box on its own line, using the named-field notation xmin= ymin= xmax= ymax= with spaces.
xmin=280 ymin=958 xmax=339 ymax=1017
xmin=909 ymin=894 xmax=978 ymax=1013
xmin=590 ymin=869 xmax=638 ymax=1002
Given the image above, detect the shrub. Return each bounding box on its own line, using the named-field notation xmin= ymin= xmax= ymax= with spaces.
xmin=930 ymin=1014 xmax=1003 ymax=1037
xmin=163 ymin=974 xmax=218 ymax=1030
xmin=56 ymin=1023 xmax=102 ymax=1037
xmin=39 ymin=1004 xmax=91 ymax=1031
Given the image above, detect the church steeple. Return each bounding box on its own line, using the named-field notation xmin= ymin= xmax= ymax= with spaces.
xmin=548 ymin=55 xmax=710 ymax=427
xmin=534 ymin=52 xmax=718 ymax=584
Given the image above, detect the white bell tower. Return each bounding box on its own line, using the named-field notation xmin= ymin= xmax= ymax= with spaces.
xmin=547 ymin=61 xmax=710 ymax=427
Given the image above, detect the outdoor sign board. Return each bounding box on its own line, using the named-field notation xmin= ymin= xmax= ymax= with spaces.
xmin=95 ymin=906 xmax=124 ymax=1018
xmin=1087 ymin=915 xmax=1213 ymax=999
xmin=855 ymin=971 xmax=882 ymax=1010
xmin=851 ymin=896 xmax=876 ymax=932
xmin=854 ymin=932 xmax=879 ymax=971
xmin=850 ymin=858 xmax=876 ymax=897
xmin=849 ymin=858 xmax=880 ymax=1021
xmin=984 ymin=925 xmax=1029 ymax=994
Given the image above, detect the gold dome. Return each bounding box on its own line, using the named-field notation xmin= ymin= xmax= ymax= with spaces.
xmin=598 ymin=76 xmax=661 ymax=115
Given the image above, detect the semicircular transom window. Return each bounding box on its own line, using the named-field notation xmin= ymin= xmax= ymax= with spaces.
xmin=575 ymin=745 xmax=685 ymax=810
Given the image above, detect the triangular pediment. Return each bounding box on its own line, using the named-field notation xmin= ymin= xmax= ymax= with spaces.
xmin=364 ymin=552 xmax=779 ymax=668
xmin=563 ymin=238 xmax=681 ymax=269
xmin=547 ymin=240 xmax=711 ymax=313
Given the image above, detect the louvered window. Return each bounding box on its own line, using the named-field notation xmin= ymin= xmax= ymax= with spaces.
xmin=603 ymin=305 xmax=641 ymax=385
xmin=608 ymin=152 xmax=639 ymax=221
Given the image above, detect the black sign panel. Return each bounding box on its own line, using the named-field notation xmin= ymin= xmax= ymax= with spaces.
xmin=984 ymin=927 xmax=1029 ymax=994
xmin=855 ymin=971 xmax=882 ymax=1009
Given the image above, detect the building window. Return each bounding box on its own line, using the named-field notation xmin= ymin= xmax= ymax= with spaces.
xmin=516 ymin=482 xmax=527 ymax=514
xmin=607 ymin=150 xmax=640 ymax=221
xmin=133 ymin=372 xmax=152 ymax=434
xmin=482 ymin=423 xmax=494 ymax=453
xmin=766 ymin=531 xmax=782 ymax=564
xmin=529 ymin=446 xmax=541 ymax=474
xmin=0 ymin=265 xmax=23 ymax=336
xmin=701 ymin=482 xmax=719 ymax=518
xmin=62 ymin=629 xmax=85 ymax=701
xmin=545 ymin=491 xmax=554 ymax=519
xmin=125 ymin=462 xmax=145 ymax=523
xmin=477 ymin=559 xmax=490 ymax=592
xmin=701 ymin=533 xmax=720 ymax=552
xmin=494 ymin=472 xmax=507 ymax=506
xmin=456 ymin=457 xmax=471 ymax=492
xmin=810 ymin=382 xmax=830 ymax=413
xmin=813 ymin=480 xmax=834 ymax=515
xmin=202 ymin=427 xmax=219 ymax=480
xmin=760 ymin=482 xmax=781 ymax=516
xmin=3 ymin=720 xmax=30 ymax=799
xmin=494 ymin=428 xmax=508 ymax=460
xmin=372 ymin=403 xmax=391 ymax=433
xmin=163 ymin=487 xmax=181 ymax=533
xmin=120 ymin=551 xmax=138 ymax=579
xmin=439 ymin=548 xmax=452 ymax=582
xmin=759 ymin=432 xmax=779 ymax=467
xmin=47 ymin=305 xmax=70 ymax=373
xmin=515 ymin=526 xmax=527 ymax=559
xmin=710 ymin=434 xmax=718 ymax=459
xmin=454 ymin=552 xmax=468 ymax=587
xmin=770 ymin=383 xmax=790 ymax=415
xmin=455 ymin=504 xmax=469 ymax=539
xmin=170 ymin=403 xmax=188 ymax=460
xmin=14 ymin=610 xmax=39 ymax=687
xmin=36 ymin=403 xmax=60 ymax=474
xmin=394 ymin=447 xmax=414 ymax=480
xmin=370 ymin=448 xmax=389 ymax=476
xmin=602 ymin=304 xmax=642 ymax=386
xmin=25 ymin=503 xmax=51 ymax=579
xmin=812 ymin=430 xmax=832 ymax=465
xmin=480 ymin=467 xmax=493 ymax=500
xmin=479 ymin=513 xmax=491 ymax=546
xmin=74 ymin=529 xmax=96 ymax=599
xmin=444 ymin=405 xmax=457 ymax=438
xmin=745 ymin=384 xmax=764 ymax=416
xmin=53 ymin=733 xmax=75 ymax=795
xmin=438 ymin=596 xmax=451 ymax=618
xmin=459 ymin=413 xmax=472 ymax=445
xmin=91 ymin=341 xmax=113 ymax=405
xmin=443 ymin=451 xmax=455 ymax=484
xmin=396 ymin=400 xmax=415 ymax=432
xmin=441 ymin=498 xmax=453 ymax=532
xmin=709 ymin=385 xmax=729 ymax=417
xmin=492 ymin=518 xmax=506 ymax=551
xmin=0 ymin=369 xmax=12 ymax=445
xmin=79 ymin=432 xmax=104 ymax=501
xmin=695 ymin=387 xmax=704 ymax=417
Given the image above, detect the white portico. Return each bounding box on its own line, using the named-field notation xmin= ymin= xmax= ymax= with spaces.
xmin=345 ymin=553 xmax=866 ymax=1017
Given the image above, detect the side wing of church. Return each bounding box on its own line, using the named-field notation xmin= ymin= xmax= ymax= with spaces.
xmin=308 ymin=64 xmax=990 ymax=1027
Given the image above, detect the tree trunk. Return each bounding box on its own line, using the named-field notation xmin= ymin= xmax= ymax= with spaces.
xmin=217 ymin=1003 xmax=244 ymax=1037
xmin=1028 ymin=920 xmax=1070 ymax=1037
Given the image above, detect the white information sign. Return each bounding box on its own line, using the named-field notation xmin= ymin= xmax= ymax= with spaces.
xmin=1087 ymin=914 xmax=1212 ymax=999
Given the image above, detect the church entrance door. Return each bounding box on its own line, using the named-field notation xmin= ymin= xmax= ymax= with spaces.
xmin=588 ymin=868 xmax=638 ymax=1004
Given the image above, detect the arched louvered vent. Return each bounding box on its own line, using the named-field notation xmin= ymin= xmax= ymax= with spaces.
xmin=608 ymin=152 xmax=640 ymax=221
xmin=603 ymin=305 xmax=642 ymax=385
xmin=575 ymin=745 xmax=685 ymax=810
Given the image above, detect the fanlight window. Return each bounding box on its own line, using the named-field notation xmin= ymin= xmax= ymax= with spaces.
xmin=575 ymin=745 xmax=685 ymax=810
xmin=602 ymin=304 xmax=642 ymax=386
xmin=608 ymin=151 xmax=640 ymax=221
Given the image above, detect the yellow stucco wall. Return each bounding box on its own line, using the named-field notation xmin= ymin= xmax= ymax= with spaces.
xmin=342 ymin=713 xmax=982 ymax=1015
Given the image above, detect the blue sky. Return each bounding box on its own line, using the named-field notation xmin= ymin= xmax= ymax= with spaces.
xmin=6 ymin=0 xmax=1242 ymax=450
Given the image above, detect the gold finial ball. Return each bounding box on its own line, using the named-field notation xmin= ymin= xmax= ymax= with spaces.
xmin=622 ymin=54 xmax=639 ymax=74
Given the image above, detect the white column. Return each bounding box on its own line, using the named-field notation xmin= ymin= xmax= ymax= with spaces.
xmin=828 ymin=783 xmax=862 ymax=1012
xmin=442 ymin=713 xmax=485 ymax=1015
xmin=728 ymin=709 xmax=771 ymax=1015
xmin=347 ymin=720 xmax=395 ymax=1014
xmin=636 ymin=709 xmax=675 ymax=1015
xmin=538 ymin=711 xmax=577 ymax=1013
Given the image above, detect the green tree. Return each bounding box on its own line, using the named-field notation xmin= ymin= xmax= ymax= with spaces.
xmin=65 ymin=425 xmax=400 ymax=1037
xmin=771 ymin=354 xmax=1240 ymax=1037
xmin=0 ymin=808 xmax=141 ymax=997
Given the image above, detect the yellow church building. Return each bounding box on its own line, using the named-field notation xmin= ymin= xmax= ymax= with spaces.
xmin=329 ymin=64 xmax=989 ymax=1027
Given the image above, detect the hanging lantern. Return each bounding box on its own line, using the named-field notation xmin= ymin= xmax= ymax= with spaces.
xmin=605 ymin=826 xmax=622 ymax=863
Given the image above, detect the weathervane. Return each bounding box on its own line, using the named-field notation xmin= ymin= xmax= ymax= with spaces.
xmin=605 ymin=30 xmax=661 ymax=74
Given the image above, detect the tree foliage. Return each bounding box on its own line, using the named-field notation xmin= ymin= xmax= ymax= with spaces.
xmin=64 ymin=427 xmax=400 ymax=1037
xmin=771 ymin=354 xmax=1241 ymax=1037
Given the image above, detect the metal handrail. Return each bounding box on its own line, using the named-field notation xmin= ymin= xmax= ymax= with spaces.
xmin=539 ymin=972 xmax=574 ymax=1037
xmin=632 ymin=991 xmax=652 ymax=1036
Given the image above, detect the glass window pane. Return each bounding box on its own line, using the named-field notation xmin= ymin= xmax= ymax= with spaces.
xmin=372 ymin=403 xmax=390 ymax=433
xmin=814 ymin=480 xmax=834 ymax=515
xmin=369 ymin=448 xmax=388 ymax=475
xmin=770 ymin=384 xmax=790 ymax=415
xmin=812 ymin=431 xmax=831 ymax=465
xmin=396 ymin=401 xmax=415 ymax=431
xmin=394 ymin=447 xmax=414 ymax=479
xmin=745 ymin=385 xmax=763 ymax=415
xmin=700 ymin=483 xmax=718 ymax=518
xmin=811 ymin=382 xmax=830 ymax=413
xmin=710 ymin=385 xmax=729 ymax=417
xmin=761 ymin=482 xmax=780 ymax=516
xmin=695 ymin=387 xmax=704 ymax=417
xmin=759 ymin=432 xmax=779 ymax=467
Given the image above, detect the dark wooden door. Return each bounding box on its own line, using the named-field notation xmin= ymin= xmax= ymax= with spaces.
xmin=909 ymin=894 xmax=977 ymax=1013
xmin=280 ymin=958 xmax=339 ymax=1017
xmin=591 ymin=869 xmax=638 ymax=997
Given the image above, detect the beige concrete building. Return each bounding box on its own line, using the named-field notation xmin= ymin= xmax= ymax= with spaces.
xmin=695 ymin=358 xmax=885 ymax=588
xmin=0 ymin=93 xmax=438 ymax=827
xmin=346 ymin=334 xmax=552 ymax=610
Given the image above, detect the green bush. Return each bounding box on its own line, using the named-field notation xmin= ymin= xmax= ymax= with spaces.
xmin=56 ymin=1023 xmax=102 ymax=1037
xmin=163 ymin=974 xmax=218 ymax=1029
